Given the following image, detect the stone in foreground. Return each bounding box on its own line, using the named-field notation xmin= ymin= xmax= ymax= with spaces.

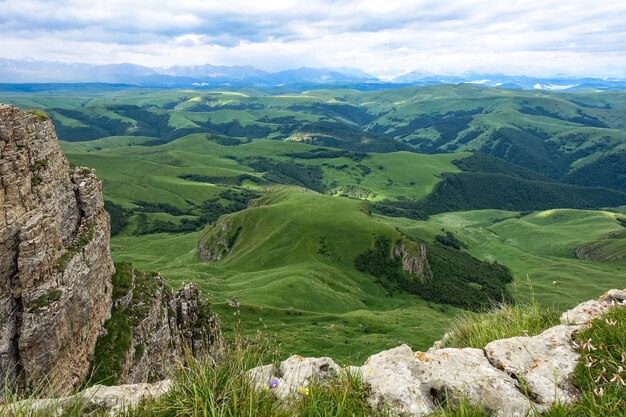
xmin=357 ymin=344 xmax=434 ymax=416
xmin=414 ymin=348 xmax=538 ymax=417
xmin=2 ymin=380 xmax=172 ymax=417
xmin=560 ymin=289 xmax=626 ymax=325
xmin=485 ymin=325 xmax=579 ymax=406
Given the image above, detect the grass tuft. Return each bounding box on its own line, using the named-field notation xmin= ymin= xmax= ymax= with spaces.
xmin=26 ymin=109 xmax=49 ymax=121
xmin=442 ymin=300 xmax=560 ymax=349
xmin=127 ymin=332 xmax=388 ymax=417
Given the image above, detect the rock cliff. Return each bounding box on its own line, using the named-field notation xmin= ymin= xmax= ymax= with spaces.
xmin=0 ymin=105 xmax=114 ymax=394
xmin=392 ymin=240 xmax=432 ymax=281
xmin=90 ymin=263 xmax=222 ymax=386
xmin=0 ymin=105 xmax=222 ymax=398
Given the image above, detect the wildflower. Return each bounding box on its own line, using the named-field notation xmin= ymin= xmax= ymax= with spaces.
xmin=584 ymin=357 xmax=597 ymax=368
xmin=268 ymin=379 xmax=279 ymax=390
xmin=297 ymin=386 xmax=310 ymax=396
xmin=595 ymin=367 xmax=608 ymax=384
xmin=605 ymin=318 xmax=617 ymax=327
xmin=580 ymin=338 xmax=597 ymax=352
xmin=610 ymin=366 xmax=626 ymax=386
xmin=594 ymin=387 xmax=604 ymax=397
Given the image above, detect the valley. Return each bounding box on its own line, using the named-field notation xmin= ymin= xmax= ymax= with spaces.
xmin=2 ymin=83 xmax=625 ymax=363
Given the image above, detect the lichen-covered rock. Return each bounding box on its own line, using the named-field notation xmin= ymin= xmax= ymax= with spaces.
xmin=357 ymin=345 xmax=434 ymax=416
xmin=173 ymin=283 xmax=223 ymax=362
xmin=2 ymin=380 xmax=172 ymax=416
xmin=246 ymin=364 xmax=277 ymax=391
xmin=247 ymin=356 xmax=340 ymax=401
xmin=275 ymin=355 xmax=341 ymax=400
xmin=560 ymin=289 xmax=626 ymax=325
xmin=485 ymin=325 xmax=579 ymax=406
xmin=0 ymin=104 xmax=113 ymax=395
xmin=414 ymin=348 xmax=537 ymax=417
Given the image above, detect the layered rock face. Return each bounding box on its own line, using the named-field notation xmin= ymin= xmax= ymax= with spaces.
xmin=0 ymin=105 xmax=114 ymax=394
xmin=1 ymin=105 xmax=223 ymax=397
xmin=95 ymin=263 xmax=222 ymax=385
xmin=392 ymin=240 xmax=432 ymax=281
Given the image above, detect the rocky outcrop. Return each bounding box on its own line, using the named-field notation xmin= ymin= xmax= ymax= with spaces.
xmin=2 ymin=380 xmax=172 ymax=417
xmin=173 ymin=283 xmax=222 ymax=361
xmin=246 ymin=289 xmax=626 ymax=416
xmin=485 ymin=325 xmax=579 ymax=406
xmin=198 ymin=218 xmax=240 ymax=261
xmin=354 ymin=345 xmax=434 ymax=415
xmin=1 ymin=104 xmax=222 ymax=399
xmin=0 ymin=105 xmax=114 ymax=394
xmin=91 ymin=264 xmax=222 ymax=386
xmin=246 ymin=355 xmax=341 ymax=401
xmin=416 ymin=348 xmax=536 ymax=416
xmin=573 ymin=230 xmax=625 ymax=261
xmin=392 ymin=240 xmax=432 ymax=280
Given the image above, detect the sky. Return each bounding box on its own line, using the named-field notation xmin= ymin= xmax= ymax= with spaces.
xmin=1 ymin=0 xmax=626 ymax=78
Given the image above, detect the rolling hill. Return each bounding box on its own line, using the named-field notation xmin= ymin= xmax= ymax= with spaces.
xmin=2 ymin=83 xmax=626 ymax=360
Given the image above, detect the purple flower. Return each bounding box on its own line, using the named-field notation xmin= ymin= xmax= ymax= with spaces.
xmin=269 ymin=379 xmax=279 ymax=389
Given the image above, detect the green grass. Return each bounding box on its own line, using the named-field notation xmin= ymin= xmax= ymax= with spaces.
xmin=57 ymin=129 xmax=626 ymax=361
xmin=111 ymin=188 xmax=459 ymax=362
xmin=388 ymin=208 xmax=626 ymax=309
xmin=127 ymin=333 xmax=389 ymax=417
xmin=542 ymin=306 xmax=626 ymax=416
xmin=26 ymin=109 xmax=48 ymax=120
xmin=442 ymin=281 xmax=561 ymax=348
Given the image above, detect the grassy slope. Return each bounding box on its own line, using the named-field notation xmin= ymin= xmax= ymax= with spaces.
xmin=5 ymin=84 xmax=626 ymax=179
xmin=111 ymin=188 xmax=457 ymax=363
xmin=6 ymin=84 xmax=626 ymax=362
xmin=387 ymin=209 xmax=626 ymax=308
xmin=62 ymin=134 xmax=461 ymax=207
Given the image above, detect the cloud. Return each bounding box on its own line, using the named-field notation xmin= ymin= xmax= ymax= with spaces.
xmin=0 ymin=0 xmax=625 ymax=77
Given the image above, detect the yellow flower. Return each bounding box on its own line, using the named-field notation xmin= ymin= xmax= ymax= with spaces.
xmin=305 ymin=387 xmax=310 ymax=396
xmin=297 ymin=386 xmax=303 ymax=392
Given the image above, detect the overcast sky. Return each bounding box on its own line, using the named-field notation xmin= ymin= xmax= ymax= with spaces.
xmin=1 ymin=0 xmax=625 ymax=78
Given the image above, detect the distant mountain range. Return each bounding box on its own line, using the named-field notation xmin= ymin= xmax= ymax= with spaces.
xmin=1 ymin=59 xmax=626 ymax=91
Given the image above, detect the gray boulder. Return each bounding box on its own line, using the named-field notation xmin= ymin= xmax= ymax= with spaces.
xmin=414 ymin=348 xmax=537 ymax=417
xmin=485 ymin=325 xmax=579 ymax=406
xmin=356 ymin=344 xmax=434 ymax=416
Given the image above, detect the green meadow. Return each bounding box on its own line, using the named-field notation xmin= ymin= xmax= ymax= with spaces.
xmin=3 ymin=83 xmax=626 ymax=362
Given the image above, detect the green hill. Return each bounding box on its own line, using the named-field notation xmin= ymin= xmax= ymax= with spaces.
xmin=4 ymin=84 xmax=626 ymax=361
xmin=387 ymin=208 xmax=626 ymax=307
xmin=4 ymin=84 xmax=626 ymax=194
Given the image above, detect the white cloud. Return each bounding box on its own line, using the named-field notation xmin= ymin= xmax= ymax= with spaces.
xmin=0 ymin=0 xmax=625 ymax=77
